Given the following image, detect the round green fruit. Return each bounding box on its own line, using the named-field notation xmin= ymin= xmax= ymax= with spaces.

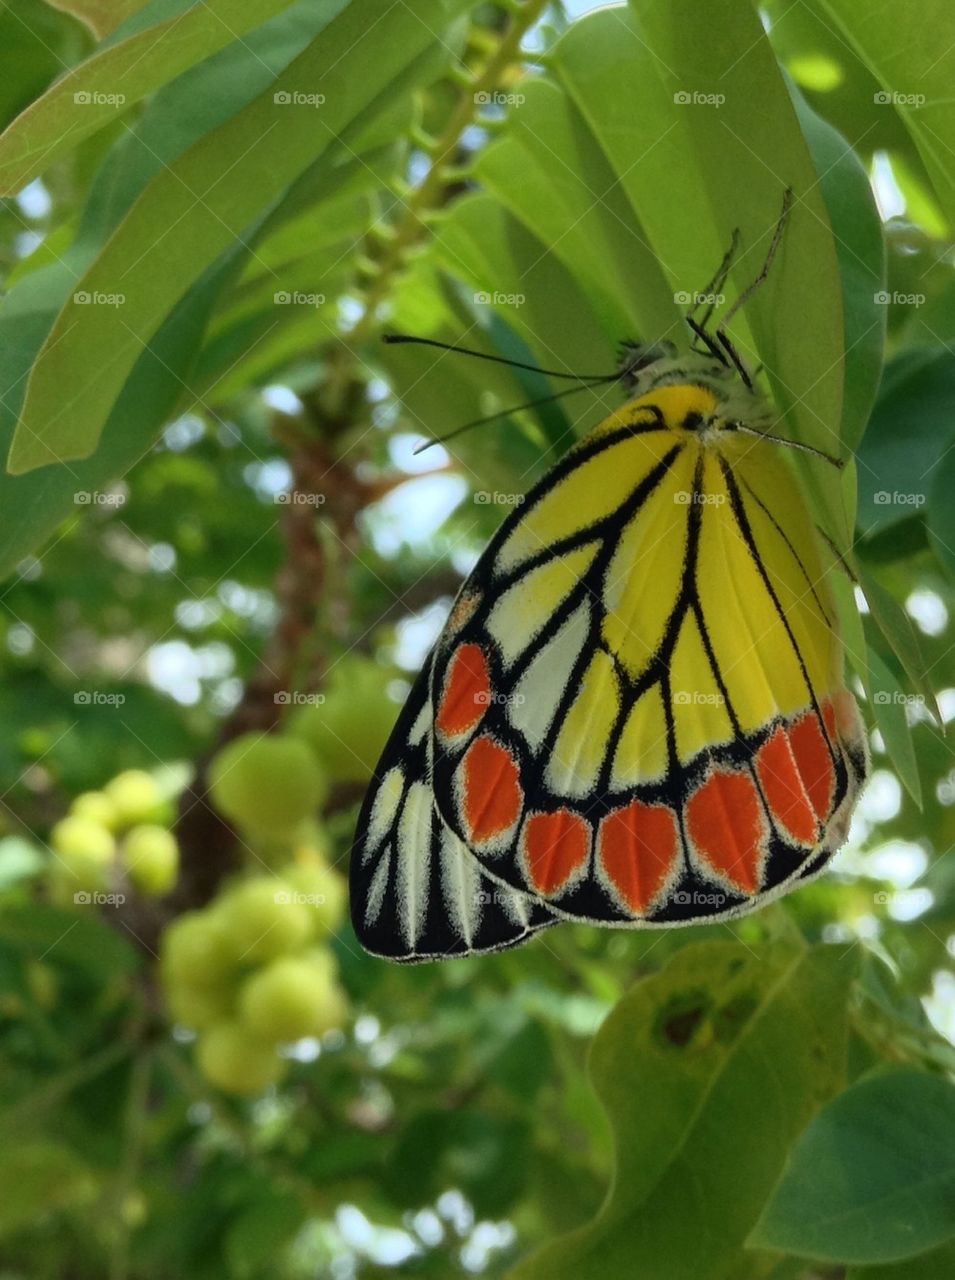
xmin=218 ymin=876 xmax=312 ymax=963
xmin=71 ymin=791 xmax=119 ymax=830
xmin=208 ymin=733 xmax=327 ymax=835
xmin=282 ymin=860 xmax=346 ymax=938
xmin=122 ymin=825 xmax=179 ymax=897
xmin=165 ymin=980 xmax=233 ymax=1031
xmin=238 ymin=956 xmax=348 ymax=1043
xmin=287 ymin=658 xmax=399 ymax=784
xmin=50 ymin=816 xmax=115 ymax=865
xmin=105 ymin=770 xmax=165 ymax=828
xmin=196 ymin=1021 xmax=286 ymax=1096
xmin=160 ymin=910 xmax=236 ymax=987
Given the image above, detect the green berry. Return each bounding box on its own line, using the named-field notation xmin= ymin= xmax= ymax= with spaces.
xmin=50 ymin=816 xmax=115 ymax=865
xmin=208 ymin=733 xmax=327 ymax=835
xmin=160 ymin=910 xmax=235 ymax=987
xmin=71 ymin=791 xmax=119 ymax=829
xmin=282 ymin=859 xmax=346 ymax=938
xmin=196 ymin=1021 xmax=286 ymax=1096
xmin=239 ymin=955 xmax=348 ymax=1043
xmin=122 ymin=825 xmax=179 ymax=897
xmin=105 ymin=770 xmax=165 ymax=828
xmin=218 ymin=877 xmax=312 ymax=963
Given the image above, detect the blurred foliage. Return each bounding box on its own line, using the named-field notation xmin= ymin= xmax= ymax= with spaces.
xmin=0 ymin=0 xmax=953 ymax=1277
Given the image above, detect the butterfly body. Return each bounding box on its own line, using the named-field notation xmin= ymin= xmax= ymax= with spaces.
xmin=352 ymin=350 xmax=868 ymax=961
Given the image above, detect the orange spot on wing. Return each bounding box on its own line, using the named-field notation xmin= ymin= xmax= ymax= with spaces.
xmin=686 ymin=769 xmax=765 ymax=894
xmin=461 ymin=735 xmax=522 ymax=844
xmin=788 ymin=710 xmax=835 ymax=820
xmin=597 ymin=801 xmax=679 ymax=914
xmin=436 ymin=644 xmax=491 ymax=741
xmin=757 ymin=727 xmax=818 ymax=846
xmin=522 ymin=809 xmax=590 ymax=896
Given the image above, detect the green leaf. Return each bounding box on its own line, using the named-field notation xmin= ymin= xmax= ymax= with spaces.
xmin=751 ymin=1068 xmax=955 ymax=1264
xmin=0 ymin=903 xmax=140 ymax=979
xmin=0 ymin=0 xmax=303 ymax=194
xmin=507 ymin=940 xmax=855 ymax=1280
xmin=928 ymin=440 xmax=955 ymax=577
xmin=0 ymin=1141 xmax=96 ymax=1238
xmin=847 ymin=1241 xmax=955 ymax=1280
xmin=814 ymin=0 xmax=955 ymax=226
xmin=858 ymin=564 xmax=940 ymax=723
xmin=7 ymin=0 xmax=469 ymax=473
xmin=856 ymin=349 xmax=955 ymax=537
xmin=866 ymin=647 xmax=922 ymax=807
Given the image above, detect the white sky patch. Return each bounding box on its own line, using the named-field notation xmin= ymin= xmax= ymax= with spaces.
xmin=905 ymin=587 xmax=948 ymax=636
xmin=388 ymin=433 xmax=451 ymax=475
xmin=924 ymin=970 xmax=955 ymax=1046
xmin=871 ymin=151 xmax=907 ymax=219
xmin=262 ymin=384 xmax=304 ymax=415
xmin=147 ymin=640 xmax=235 ymax=705
xmin=335 ymin=1205 xmax=418 ymax=1266
xmin=859 ymin=769 xmax=902 ymax=823
xmin=16 ymin=178 xmax=52 ymax=219
xmin=363 ymin=474 xmax=467 ymax=556
xmin=394 ymin=602 xmax=450 ymax=670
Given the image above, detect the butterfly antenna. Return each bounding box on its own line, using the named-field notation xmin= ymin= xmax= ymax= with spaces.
xmin=383 ymin=333 xmax=619 ymax=382
xmin=412 ymin=377 xmax=615 ymax=455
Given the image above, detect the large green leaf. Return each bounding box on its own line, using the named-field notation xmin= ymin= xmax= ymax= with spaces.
xmin=751 ymin=1068 xmax=955 ymax=1264
xmin=508 ymin=940 xmax=854 ymax=1280
xmin=814 ymin=0 xmax=955 ymax=226
xmin=0 ymin=0 xmax=302 ymax=193
xmin=7 ymin=0 xmax=469 ymax=474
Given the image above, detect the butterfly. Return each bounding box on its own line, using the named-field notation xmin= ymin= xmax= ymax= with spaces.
xmin=350 ymin=192 xmax=869 ymax=962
